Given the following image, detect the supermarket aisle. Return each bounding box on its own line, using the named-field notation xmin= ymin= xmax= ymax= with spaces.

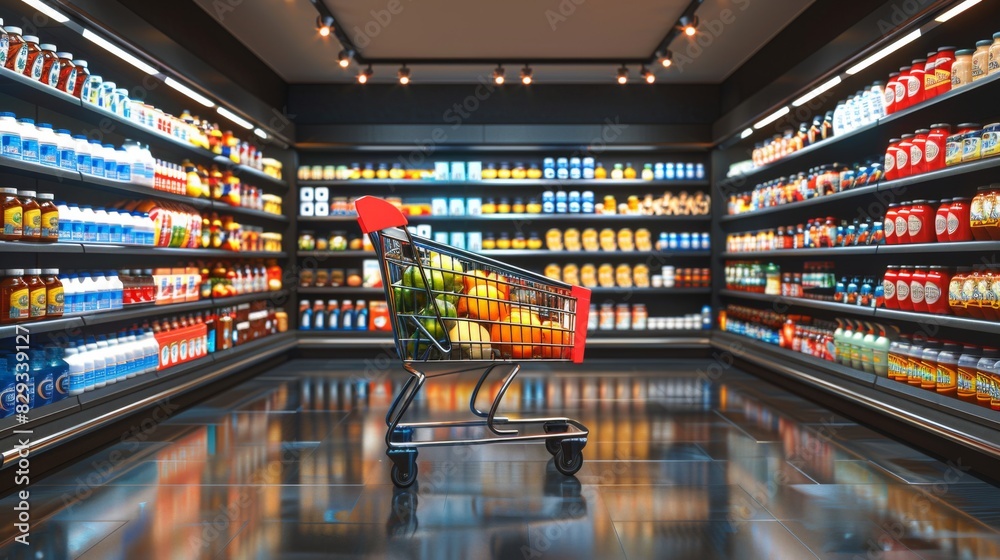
xmin=1 ymin=360 xmax=1000 ymax=559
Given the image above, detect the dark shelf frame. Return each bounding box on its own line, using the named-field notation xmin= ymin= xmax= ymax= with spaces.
xmin=297 ymin=179 xmax=709 ymax=188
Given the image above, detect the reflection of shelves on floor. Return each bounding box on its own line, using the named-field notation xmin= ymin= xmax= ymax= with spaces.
xmin=294 ymin=330 xmax=711 ymax=349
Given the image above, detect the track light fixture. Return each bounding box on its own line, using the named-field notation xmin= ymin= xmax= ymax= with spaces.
xmin=616 ymin=65 xmax=628 ymax=85
xmin=337 ymin=50 xmax=352 ymax=68
xmin=493 ymin=64 xmax=505 ymax=85
xmin=660 ymin=50 xmax=674 ymax=68
xmin=641 ymin=66 xmax=655 ymax=84
xmin=398 ymin=64 xmax=411 ymax=85
xmin=520 ymin=65 xmax=533 ymax=85
xmin=680 ymin=15 xmax=698 ymax=36
xmin=357 ymin=65 xmax=373 ymax=84
xmin=316 ymin=15 xmax=334 ymax=37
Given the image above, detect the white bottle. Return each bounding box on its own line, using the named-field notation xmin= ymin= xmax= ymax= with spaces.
xmin=142 ymin=331 xmax=159 ymax=373
xmin=141 ymin=145 xmax=156 ymax=187
xmin=89 ymin=140 xmax=105 ymax=177
xmin=56 ymin=201 xmax=71 ymax=241
xmin=36 ymin=123 xmax=58 ymax=167
xmin=0 ymin=112 xmax=22 ymax=160
xmin=66 ymin=205 xmax=84 ymax=242
xmin=139 ymin=212 xmax=155 ymax=246
xmin=55 ymin=129 xmax=75 ymax=171
xmin=106 ymin=210 xmax=122 ymax=244
xmin=102 ymin=144 xmax=117 ymax=179
xmin=78 ymin=273 xmax=97 ymax=312
xmin=77 ymin=343 xmax=95 ymax=392
xmin=107 ymin=271 xmax=124 ymax=309
xmin=93 ymin=272 xmax=111 ymax=310
xmin=79 ymin=206 xmax=97 ymax=243
xmin=73 ymin=135 xmax=92 ymax=174
xmin=95 ymin=336 xmax=117 ymax=385
xmin=85 ymin=338 xmax=106 ymax=389
xmin=116 ymin=146 xmax=132 ymax=182
xmin=832 ymin=102 xmax=845 ymax=136
xmin=122 ymin=332 xmax=138 ymax=378
xmin=118 ymin=211 xmax=134 ymax=245
xmin=93 ymin=208 xmax=111 ymax=243
xmin=64 ymin=347 xmax=85 ymax=396
xmin=60 ymin=274 xmax=75 ymax=315
xmin=108 ymin=335 xmax=128 ymax=383
xmin=18 ymin=118 xmax=39 ymax=163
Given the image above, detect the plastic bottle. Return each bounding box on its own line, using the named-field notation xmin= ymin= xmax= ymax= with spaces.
xmin=116 ymin=146 xmax=132 ymax=182
xmin=41 ymin=268 xmax=63 ymax=317
xmin=89 ymin=140 xmax=104 ymax=177
xmin=55 ymin=129 xmax=75 ymax=171
xmin=85 ymin=337 xmax=106 ymax=389
xmin=77 ymin=340 xmax=95 ymax=392
xmin=107 ymin=271 xmax=123 ymax=310
xmin=36 ymin=123 xmax=58 ymax=167
xmin=299 ymin=300 xmax=312 ymax=330
xmin=107 ymin=210 xmax=123 ymax=244
xmin=93 ymin=208 xmax=111 ymax=243
xmin=73 ymin=135 xmax=92 ymax=174
xmin=95 ymin=271 xmax=113 ymax=310
xmin=0 ymin=112 xmax=22 ymax=159
xmin=106 ymin=335 xmax=126 ymax=383
xmin=47 ymin=347 xmax=69 ymax=403
xmin=355 ymin=300 xmax=369 ymax=331
xmin=102 ymin=144 xmax=117 ymax=179
xmin=326 ymin=300 xmax=340 ymax=331
xmin=79 ymin=206 xmax=97 ymax=242
xmin=313 ymin=300 xmax=326 ymax=331
xmin=63 ymin=347 xmax=85 ymax=397
xmin=144 ymin=330 xmax=160 ymax=373
xmin=341 ymin=301 xmax=355 ymax=331
xmin=18 ymin=118 xmax=38 ymax=164
xmin=29 ymin=349 xmax=49 ymax=408
xmin=67 ymin=204 xmax=84 ymax=242
xmin=119 ymin=211 xmax=134 ymax=245
xmin=96 ymin=335 xmax=116 ymax=386
xmin=0 ymin=357 xmax=14 ymax=419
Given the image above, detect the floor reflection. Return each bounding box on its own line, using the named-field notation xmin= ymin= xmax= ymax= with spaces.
xmin=0 ymin=360 xmax=997 ymax=559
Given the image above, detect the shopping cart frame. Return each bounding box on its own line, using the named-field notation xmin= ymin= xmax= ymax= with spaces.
xmin=356 ymin=196 xmax=591 ymax=488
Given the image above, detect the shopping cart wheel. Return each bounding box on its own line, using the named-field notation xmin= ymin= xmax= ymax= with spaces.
xmin=554 ymin=448 xmax=583 ymax=476
xmin=388 ymin=449 xmax=419 ymax=488
xmin=543 ymin=422 xmax=571 ymax=455
xmin=545 ymin=438 xmax=562 ymax=455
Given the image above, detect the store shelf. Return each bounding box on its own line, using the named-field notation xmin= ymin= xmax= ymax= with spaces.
xmin=0 ymin=241 xmax=84 ymax=253
xmin=877 ymin=156 xmax=1000 ymax=194
xmin=80 ymin=301 xmax=212 ymax=328
xmin=877 ymin=69 xmax=1000 ymax=131
xmin=80 ymin=245 xmax=286 ymax=258
xmin=587 ymin=332 xmax=711 ymax=348
xmin=719 ymin=290 xmax=876 ymax=316
xmin=297 ymin=287 xmax=385 ymax=296
xmin=875 ymin=241 xmax=1000 ymax=255
xmin=874 ymin=376 xmax=1000 ymax=433
xmin=295 ymin=250 xmax=709 ymax=259
xmin=720 ymin=246 xmax=879 ymax=258
xmin=296 ymin=331 xmax=395 ymax=348
xmin=720 ymin=123 xmax=879 ymax=187
xmin=0 ymin=316 xmax=85 ymax=340
xmin=872 ymin=308 xmax=1000 ymax=335
xmin=0 ymin=152 xmax=82 ymax=182
xmin=298 ymin=213 xmax=709 ymax=223
xmin=588 ymin=287 xmax=711 ymax=295
xmin=713 ymin=331 xmax=877 ymax=386
xmin=297 ymin=250 xmax=376 ymax=258
xmin=82 ymin=175 xmax=214 ymax=209
xmin=297 ymin=179 xmax=709 ymax=188
xmin=214 ymin=203 xmax=289 ymax=223
xmin=0 ymin=69 xmax=287 ymax=192
xmin=719 ymin=185 xmax=880 ymax=223
xmin=214 ymin=290 xmax=289 ymax=307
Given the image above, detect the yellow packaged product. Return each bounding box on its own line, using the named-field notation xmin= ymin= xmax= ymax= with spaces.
xmin=633 ymin=264 xmax=650 ymax=288
xmin=616 ymin=264 xmax=633 ymax=288
xmin=546 ymin=228 xmax=563 ymax=251
xmin=544 ymin=264 xmax=562 ymax=282
xmin=562 ymin=264 xmax=580 ymax=286
xmin=617 ymin=228 xmax=635 ymax=251
xmin=597 ymin=264 xmax=615 ymax=287
xmin=580 ymin=264 xmax=597 ymax=287
xmin=599 ymin=229 xmax=617 ymax=252
xmin=564 ymin=228 xmax=581 ymax=251
xmin=582 ymin=228 xmax=599 ymax=251
xmin=635 ymin=228 xmax=653 ymax=251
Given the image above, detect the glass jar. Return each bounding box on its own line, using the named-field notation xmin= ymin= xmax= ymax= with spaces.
xmin=934 ymin=46 xmax=956 ymax=96
xmin=1 ymin=188 xmax=22 ymax=241
xmin=37 ymin=44 xmax=60 ymax=87
xmin=971 ymin=185 xmax=995 ymax=241
xmin=906 ymin=59 xmax=926 ymax=107
xmin=945 ymin=133 xmax=965 ymax=167
xmin=884 ymin=204 xmax=899 ymax=245
xmin=4 ymin=26 xmax=28 ymax=74
xmin=22 ymin=34 xmax=42 ymax=79
xmin=925 ymin=124 xmax=950 ymax=171
xmin=973 ymin=40 xmax=991 ymax=81
xmin=952 ymin=49 xmax=974 ymax=88
xmin=920 ymin=340 xmax=942 ymax=390
xmin=935 ymin=199 xmax=952 ymax=242
xmin=0 ymin=269 xmax=29 ymax=324
xmin=894 ymin=204 xmax=911 ymax=245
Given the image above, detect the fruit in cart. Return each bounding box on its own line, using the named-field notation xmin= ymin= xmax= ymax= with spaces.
xmin=462 ymin=270 xmax=511 ymax=299
xmin=447 ymin=321 xmax=492 ymax=360
xmin=429 ymin=253 xmax=465 ymax=290
xmin=464 ymin=284 xmax=510 ymax=322
xmin=393 ymin=281 xmax=427 ymax=312
xmin=540 ymin=320 xmax=573 ymax=359
xmin=417 ymin=296 xmax=458 ymax=339
xmin=491 ymin=312 xmax=543 ymax=359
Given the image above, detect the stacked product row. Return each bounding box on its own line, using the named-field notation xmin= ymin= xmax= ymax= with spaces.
xmin=726 ymin=160 xmax=882 ymax=216
xmin=0 ymin=20 xmax=280 ymax=177
xmin=299 ymin=300 xmax=387 ymax=332
xmin=299 ymin=159 xmax=705 ymax=182
xmin=589 ymin=304 xmax=711 ymax=332
xmin=726 ymin=216 xmax=883 ymax=252
xmin=543 ymin=263 xmax=709 ymax=289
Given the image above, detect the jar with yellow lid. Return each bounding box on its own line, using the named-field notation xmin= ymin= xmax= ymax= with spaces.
xmin=580 ymin=264 xmax=597 ymax=287
xmin=496 ymin=233 xmax=512 ymax=249
xmin=633 ymin=264 xmax=650 ymax=288
xmin=349 ymin=163 xmax=362 ymax=179
xmin=617 ymin=229 xmax=635 ymax=251
xmin=527 ymin=232 xmax=543 ymax=250
xmin=482 ymin=164 xmax=498 ymax=180
xmin=497 ymin=163 xmax=512 ymax=179
xmin=615 ymin=264 xmax=633 ymax=288
xmin=482 ymin=234 xmax=497 ymax=250
xmin=526 ymin=199 xmax=542 ymax=213
xmin=546 ymin=228 xmax=563 ymax=251
xmin=512 ymin=234 xmax=527 ymax=250
xmin=582 ymin=229 xmax=599 ymax=251
xmin=635 ymin=228 xmax=653 ymax=251
xmin=482 ymin=198 xmax=497 ymax=214
xmin=512 ymin=198 xmax=526 ymax=214
xmin=562 ymin=264 xmax=580 ymax=286
xmin=527 ymin=164 xmax=543 ymax=179
xmin=544 ymin=264 xmax=562 ymax=281
xmin=597 ymin=264 xmax=615 ymax=287
xmin=599 ymin=229 xmax=616 ymax=251
xmin=564 ymin=228 xmax=581 ymax=251
xmin=512 ymin=163 xmax=527 ymax=180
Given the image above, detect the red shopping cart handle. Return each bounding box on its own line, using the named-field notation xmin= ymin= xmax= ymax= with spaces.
xmin=572 ymin=285 xmax=591 ymax=364
xmin=356 ymin=196 xmax=409 ymax=234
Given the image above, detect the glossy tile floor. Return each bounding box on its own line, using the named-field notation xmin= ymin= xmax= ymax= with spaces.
xmin=2 ymin=359 xmax=1000 ymax=559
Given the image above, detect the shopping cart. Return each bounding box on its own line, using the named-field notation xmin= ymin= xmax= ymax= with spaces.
xmin=356 ymin=196 xmax=592 ymax=488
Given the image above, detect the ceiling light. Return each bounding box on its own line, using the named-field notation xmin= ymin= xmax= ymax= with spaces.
xmin=616 ymin=65 xmax=628 ymax=85
xmin=21 ymin=0 xmax=68 ymax=23
xmin=357 ymin=65 xmax=373 ymax=84
xmin=520 ymin=65 xmax=533 ymax=85
xmin=164 ymin=77 xmax=215 ymax=108
xmin=846 ymin=29 xmax=922 ymax=75
xmin=217 ymin=107 xmax=254 ymax=130
xmin=337 ymin=50 xmax=352 ymax=68
xmin=316 ymin=15 xmax=334 ymax=37
xmin=493 ymin=65 xmax=505 ymax=85
xmin=753 ymin=106 xmax=790 ymax=130
xmin=792 ymin=75 xmax=842 ymax=107
xmin=81 ymin=29 xmax=157 ymax=75
xmin=680 ymin=15 xmax=699 ymax=36
xmin=935 ymin=0 xmax=981 ymax=22
xmin=641 ymin=66 xmax=655 ymax=84
xmin=398 ymin=64 xmax=410 ymax=85
xmin=254 ymin=128 xmax=268 ymax=140
xmin=660 ymin=50 xmax=674 ymax=68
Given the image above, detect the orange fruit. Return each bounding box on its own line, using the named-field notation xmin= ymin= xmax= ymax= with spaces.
xmin=540 ymin=320 xmax=573 ymax=359
xmin=462 ymin=270 xmax=510 ymax=299
xmin=465 ymin=284 xmax=509 ymax=322
xmin=491 ymin=313 xmax=542 ymax=359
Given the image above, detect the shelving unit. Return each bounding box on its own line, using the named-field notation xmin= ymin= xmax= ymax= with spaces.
xmin=299 ymin=213 xmax=709 ymax=223
xmin=297 ymin=249 xmax=709 ymax=259
xmin=299 ymin=179 xmax=709 ymax=188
